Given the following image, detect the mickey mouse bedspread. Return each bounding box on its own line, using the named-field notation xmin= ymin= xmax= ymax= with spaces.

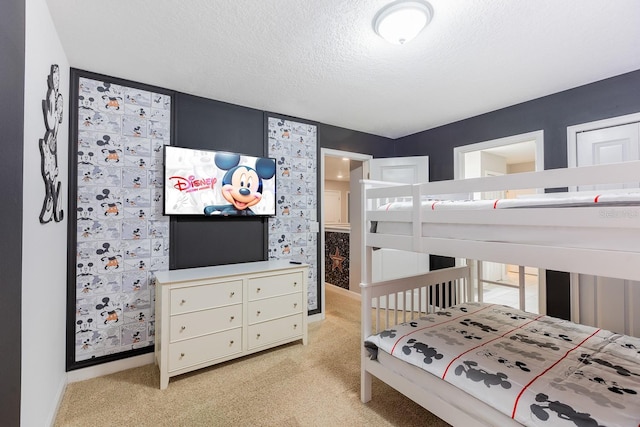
xmin=364 ymin=302 xmax=640 ymax=426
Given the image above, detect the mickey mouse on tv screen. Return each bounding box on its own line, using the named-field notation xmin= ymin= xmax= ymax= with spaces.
xmin=203 ymin=153 xmax=276 ymax=216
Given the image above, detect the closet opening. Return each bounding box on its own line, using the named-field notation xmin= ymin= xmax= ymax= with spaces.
xmin=454 ymin=131 xmax=544 ymax=314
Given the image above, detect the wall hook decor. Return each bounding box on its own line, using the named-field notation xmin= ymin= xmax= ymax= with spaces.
xmin=39 ymin=64 xmax=64 ymax=223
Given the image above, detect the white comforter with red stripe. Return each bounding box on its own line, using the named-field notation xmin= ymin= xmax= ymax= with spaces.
xmin=365 ymin=302 xmax=640 ymax=427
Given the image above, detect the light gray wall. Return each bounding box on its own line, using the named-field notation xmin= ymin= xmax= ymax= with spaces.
xmin=21 ymin=0 xmax=70 ymax=425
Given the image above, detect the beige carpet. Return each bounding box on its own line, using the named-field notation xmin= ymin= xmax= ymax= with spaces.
xmin=54 ymin=285 xmax=450 ymax=427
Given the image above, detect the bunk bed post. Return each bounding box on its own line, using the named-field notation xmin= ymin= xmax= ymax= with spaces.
xmin=360 ymin=178 xmax=373 ymax=403
xmin=465 ymin=259 xmax=474 ymax=302
xmin=570 ymin=272 xmax=581 ymax=324
xmin=477 ymin=260 xmax=483 ymax=303
xmin=538 ymin=269 xmax=547 ymax=315
xmin=360 ymin=179 xmax=372 ymax=286
xmin=411 ymin=184 xmax=422 ymax=253
xmin=361 ymin=283 xmax=373 ymax=403
xmin=518 ymin=265 xmax=526 ymax=311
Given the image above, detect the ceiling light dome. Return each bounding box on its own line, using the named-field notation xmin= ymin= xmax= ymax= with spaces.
xmin=373 ymin=0 xmax=433 ymax=45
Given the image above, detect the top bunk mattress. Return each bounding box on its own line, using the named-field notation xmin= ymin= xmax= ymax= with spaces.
xmin=369 ymin=192 xmax=640 ymax=253
xmin=376 ymin=191 xmax=640 ymax=211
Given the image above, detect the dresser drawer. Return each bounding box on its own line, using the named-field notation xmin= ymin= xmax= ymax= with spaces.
xmin=170 ymin=304 xmax=242 ymax=342
xmin=247 ymin=293 xmax=302 ymax=325
xmin=248 ymin=272 xmax=303 ymax=301
xmin=170 ymin=280 xmax=242 ymax=315
xmin=247 ymin=314 xmax=303 ymax=350
xmin=168 ymin=328 xmax=242 ymax=372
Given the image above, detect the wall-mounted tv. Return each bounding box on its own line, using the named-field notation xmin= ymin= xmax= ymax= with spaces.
xmin=164 ymin=146 xmax=276 ymax=217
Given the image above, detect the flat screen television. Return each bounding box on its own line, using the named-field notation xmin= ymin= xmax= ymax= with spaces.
xmin=163 ymin=146 xmax=276 ymax=217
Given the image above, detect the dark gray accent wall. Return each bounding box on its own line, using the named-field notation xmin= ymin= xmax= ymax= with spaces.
xmin=394 ymin=69 xmax=640 ymax=318
xmin=319 ymin=124 xmax=395 ymax=158
xmin=0 ymin=0 xmax=24 ymax=424
xmin=171 ymin=93 xmax=269 ymax=269
xmin=394 ymin=69 xmax=640 ymax=178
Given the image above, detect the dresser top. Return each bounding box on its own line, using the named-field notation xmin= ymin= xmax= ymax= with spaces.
xmin=154 ymin=259 xmax=308 ymax=285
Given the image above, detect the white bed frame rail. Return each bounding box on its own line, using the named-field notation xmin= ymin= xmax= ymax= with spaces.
xmin=360 ymin=265 xmax=521 ymax=426
xmin=361 ymin=266 xmax=470 ymax=391
xmin=361 ymin=265 xmax=471 ymax=337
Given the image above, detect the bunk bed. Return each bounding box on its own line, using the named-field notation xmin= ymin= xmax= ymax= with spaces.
xmin=360 ymin=160 xmax=640 ymax=427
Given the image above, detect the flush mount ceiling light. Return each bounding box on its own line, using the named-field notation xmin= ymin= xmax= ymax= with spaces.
xmin=373 ymin=0 xmax=433 ymax=45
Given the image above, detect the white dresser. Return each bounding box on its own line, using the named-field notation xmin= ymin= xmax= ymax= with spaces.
xmin=154 ymin=260 xmax=308 ymax=389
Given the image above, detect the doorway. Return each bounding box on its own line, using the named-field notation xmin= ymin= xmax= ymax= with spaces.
xmin=319 ymin=148 xmax=372 ymax=320
xmin=454 ymin=130 xmax=545 ymax=313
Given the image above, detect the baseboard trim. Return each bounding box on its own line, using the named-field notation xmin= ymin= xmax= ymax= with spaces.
xmin=308 ymin=312 xmax=324 ymax=323
xmin=66 ymin=353 xmax=154 ymax=383
xmin=326 ymin=283 xmax=361 ymax=301
xmin=47 ymin=376 xmax=67 ymax=427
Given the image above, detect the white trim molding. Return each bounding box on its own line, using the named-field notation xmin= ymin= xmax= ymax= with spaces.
xmin=454 ymin=130 xmax=544 ymax=181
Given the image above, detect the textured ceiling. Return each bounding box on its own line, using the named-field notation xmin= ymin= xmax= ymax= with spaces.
xmin=46 ymin=0 xmax=640 ymax=139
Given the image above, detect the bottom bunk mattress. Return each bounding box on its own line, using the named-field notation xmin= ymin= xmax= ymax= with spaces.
xmin=364 ymin=302 xmax=640 ymax=427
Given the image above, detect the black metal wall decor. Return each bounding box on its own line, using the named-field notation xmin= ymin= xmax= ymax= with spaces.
xmin=39 ymin=64 xmax=64 ymax=223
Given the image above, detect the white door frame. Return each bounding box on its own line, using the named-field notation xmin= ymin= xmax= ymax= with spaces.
xmin=453 ymin=130 xmax=545 ymax=313
xmin=566 ymin=112 xmax=640 ymax=326
xmin=318 ymin=148 xmax=372 ymax=322
xmin=454 ymin=130 xmax=545 ymax=179
xmin=567 ymin=112 xmax=640 ymax=169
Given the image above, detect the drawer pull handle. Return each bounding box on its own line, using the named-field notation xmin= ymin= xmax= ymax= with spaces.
xmin=256 ymin=310 xmax=261 ymax=316
xmin=230 ymin=316 xmax=235 ymax=321
xmin=180 ymin=299 xmax=186 ymax=305
xmin=293 ymin=303 xmax=298 ymax=308
xmin=230 ymin=340 xmax=234 ymax=346
xmin=256 ymin=287 xmax=261 ymax=293
xmin=180 ymin=326 xmax=186 ymax=331
xmin=180 ymin=353 xmax=185 ymax=359
xmin=294 ymin=324 xmax=298 ymax=329
xmin=230 ymin=291 xmax=235 ymax=297
xmin=256 ymin=333 xmax=261 ymax=339
xmin=293 ymin=282 xmax=297 ymax=286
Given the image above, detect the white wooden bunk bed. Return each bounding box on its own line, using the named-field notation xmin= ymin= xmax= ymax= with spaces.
xmin=360 ymin=160 xmax=640 ymax=427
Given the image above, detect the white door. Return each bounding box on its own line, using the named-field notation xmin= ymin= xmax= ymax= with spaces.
xmin=573 ymin=121 xmax=640 ymax=335
xmin=577 ymin=123 xmax=640 ymax=190
xmin=323 ymin=190 xmax=341 ymax=223
xmin=368 ymin=156 xmax=430 ymax=282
